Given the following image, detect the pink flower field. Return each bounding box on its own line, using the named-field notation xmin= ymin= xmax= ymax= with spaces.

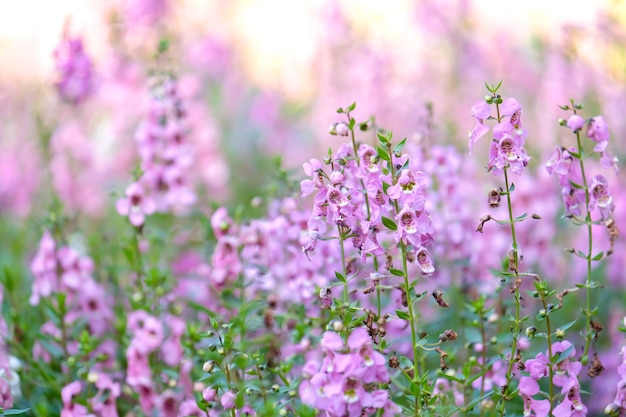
xmin=1 ymin=1 xmax=626 ymax=416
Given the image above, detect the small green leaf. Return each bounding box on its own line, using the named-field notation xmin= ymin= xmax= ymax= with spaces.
xmin=514 ymin=213 xmax=528 ymax=222
xmin=346 ymin=102 xmax=356 ymax=112
xmin=509 ymin=182 xmax=515 ymax=193
xmin=557 ymin=320 xmax=576 ymax=333
xmin=393 ymin=137 xmax=407 ymax=153
xmin=2 ymin=409 xmax=31 ymax=416
xmin=376 ymin=132 xmax=389 ymax=145
xmin=377 ymin=146 xmax=390 ymax=162
xmin=389 ymin=268 xmax=405 ymax=277
xmin=334 ymin=271 xmax=346 ymax=283
xmin=381 ymin=216 xmax=397 ymax=231
xmin=568 ymin=180 xmax=584 ymax=189
xmin=395 ymin=310 xmax=410 ymax=320
xmin=591 ymin=252 xmax=605 ymax=261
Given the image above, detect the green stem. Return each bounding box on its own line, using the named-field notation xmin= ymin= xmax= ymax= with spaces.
xmin=575 ymin=131 xmax=594 ymax=364
xmin=498 ymin=166 xmax=522 ymax=416
xmin=388 ymin=143 xmax=420 ymax=415
xmin=347 ymin=112 xmax=382 ymax=323
xmin=541 ymin=295 xmax=555 ymax=415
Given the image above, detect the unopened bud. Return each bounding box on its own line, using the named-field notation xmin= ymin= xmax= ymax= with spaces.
xmin=87 ymin=372 xmax=98 ymax=384
xmin=328 ymin=123 xmax=338 ymax=135
xmin=555 ymin=328 xmax=565 ymax=339
xmin=279 ymin=409 xmax=288 ymax=416
xmin=526 ymin=326 xmax=537 ymax=338
xmin=332 ymin=321 xmax=344 ymax=332
xmin=336 ymin=122 xmax=349 ymax=136
xmin=271 ymin=384 xmax=280 ymax=393
xmin=202 ymin=361 xmax=215 ymax=373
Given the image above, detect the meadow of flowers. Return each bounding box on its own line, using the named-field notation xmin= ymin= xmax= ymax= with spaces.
xmin=1 ymin=1 xmax=626 ymax=416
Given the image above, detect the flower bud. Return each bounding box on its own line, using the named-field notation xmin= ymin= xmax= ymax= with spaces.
xmin=328 ymin=123 xmax=338 ymax=135
xmin=555 ymin=328 xmax=565 ymax=339
xmin=526 ymin=326 xmax=537 ymax=338
xmin=332 ymin=320 xmax=344 ymax=332
xmin=203 ymin=387 xmax=217 ymax=402
xmin=87 ymin=372 xmax=98 ymax=384
xmin=336 ymin=122 xmax=349 ymax=136
xmin=271 ymin=384 xmax=280 ymax=393
xmin=202 ymin=361 xmax=215 ymax=373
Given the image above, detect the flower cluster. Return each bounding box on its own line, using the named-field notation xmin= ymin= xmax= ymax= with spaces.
xmin=125 ymin=310 xmax=198 ymax=416
xmin=519 ymin=341 xmax=586 ymax=417
xmin=547 ymin=113 xmax=617 ymax=221
xmin=117 ymin=77 xmax=196 ymax=225
xmin=469 ymin=96 xmax=530 ymax=175
xmin=302 ymin=136 xmax=435 ymax=276
xmin=29 ymin=232 xmax=113 ymax=337
xmin=53 ymin=32 xmax=93 ymax=105
xmin=299 ymin=327 xmax=400 ymax=416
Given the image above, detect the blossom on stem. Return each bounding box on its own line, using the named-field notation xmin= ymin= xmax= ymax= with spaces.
xmin=116 ymin=182 xmax=156 ymax=227
xmin=53 ymin=33 xmax=93 ymax=105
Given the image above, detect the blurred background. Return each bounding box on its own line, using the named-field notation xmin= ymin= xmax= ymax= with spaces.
xmin=1 ymin=0 xmax=626 ymax=217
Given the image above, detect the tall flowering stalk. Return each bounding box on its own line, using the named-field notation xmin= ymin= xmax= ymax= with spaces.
xmin=469 ymin=82 xmax=532 ymax=414
xmin=547 ymin=101 xmax=618 ymax=370
xmin=302 ymin=103 xmax=435 ymax=415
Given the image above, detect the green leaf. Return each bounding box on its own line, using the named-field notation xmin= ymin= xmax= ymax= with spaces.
xmin=393 ymin=137 xmax=407 ymax=153
xmin=514 ymin=213 xmax=528 ymax=222
xmin=335 ymin=271 xmax=346 ymax=283
xmin=381 ymin=216 xmax=397 ymax=231
xmin=376 ymin=132 xmax=389 ymax=145
xmin=389 ymin=268 xmax=405 ymax=277
xmin=568 ymin=180 xmax=584 ymax=189
xmin=509 ymin=182 xmax=515 ymax=193
xmin=346 ymin=102 xmax=356 ymax=112
xmin=591 ymin=252 xmax=605 ymax=261
xmin=376 ymin=146 xmax=390 ymax=162
xmin=2 ymin=409 xmax=31 ymax=416
xmin=395 ymin=310 xmax=410 ymax=320
xmin=557 ymin=320 xmax=576 ymax=333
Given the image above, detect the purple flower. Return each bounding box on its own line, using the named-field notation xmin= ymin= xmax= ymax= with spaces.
xmin=586 ymin=116 xmax=610 ymax=152
xmin=566 ymin=115 xmax=585 ymax=132
xmin=468 ymin=99 xmax=491 ymax=154
xmin=589 ymin=174 xmax=615 ymax=220
xmin=116 ymin=182 xmax=156 ymax=227
xmin=53 ymin=34 xmax=93 ymax=105
xmin=221 ymin=391 xmax=236 ymax=409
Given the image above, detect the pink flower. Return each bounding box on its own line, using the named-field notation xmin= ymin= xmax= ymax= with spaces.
xmin=53 ymin=34 xmax=93 ymax=105
xmin=566 ymin=115 xmax=585 ymax=132
xmin=588 ymin=174 xmax=614 ymax=220
xmin=116 ymin=182 xmax=156 ymax=227
xmin=221 ymin=391 xmax=236 ymax=409
xmin=468 ymin=100 xmax=491 ymax=154
xmin=586 ymin=116 xmax=610 ymax=152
